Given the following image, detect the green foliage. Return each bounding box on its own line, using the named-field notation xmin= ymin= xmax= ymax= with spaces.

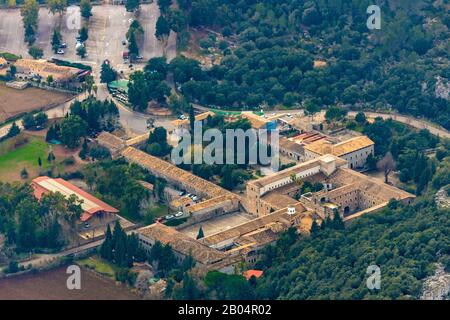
xmin=125 ymin=0 xmax=139 ymax=12
xmin=100 ymin=61 xmax=117 ymax=84
xmin=28 ymin=46 xmax=43 ymax=59
xmin=83 ymin=160 xmax=150 ymax=220
xmin=255 ymin=192 xmax=450 ymax=300
xmin=168 ymin=0 xmax=450 ymax=129
xmin=59 ymin=115 xmax=87 ymax=149
xmin=196 ymin=225 xmax=204 ymax=239
xmin=22 ymin=112 xmax=48 ymax=130
xmin=100 ymin=221 xmax=146 ymax=269
xmin=80 ymin=0 xmax=92 ymax=19
xmin=146 ymin=127 xmax=171 ymax=157
xmin=204 ymin=271 xmax=256 ymax=300
xmin=69 ymin=97 xmax=119 ymax=134
xmin=0 ymin=183 xmax=82 ymax=252
xmin=7 ymin=122 xmax=21 ymax=138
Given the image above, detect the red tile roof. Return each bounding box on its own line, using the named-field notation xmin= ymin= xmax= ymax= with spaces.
xmin=31 ymin=176 xmax=119 ymax=221
xmin=243 ymin=270 xmax=264 ymax=280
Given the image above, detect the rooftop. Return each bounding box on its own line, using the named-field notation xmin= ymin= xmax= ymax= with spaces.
xmin=138 ymin=223 xmax=227 ymax=265
xmin=32 ymin=176 xmax=119 ymax=221
xmin=261 ymin=192 xmax=299 ymax=210
xmin=305 ymin=136 xmax=374 ymax=156
xmin=202 ymin=203 xmax=309 ymax=246
xmin=121 ymin=147 xmax=237 ymax=200
xmin=187 ymin=195 xmax=235 ymax=213
xmin=249 ymin=154 xmax=347 ymax=188
xmin=14 ymin=59 xmax=81 ymax=81
xmin=243 ymin=270 xmax=264 ymax=280
xmin=96 ymin=131 xmax=126 ymax=151
xmin=241 ymin=112 xmax=270 ymax=129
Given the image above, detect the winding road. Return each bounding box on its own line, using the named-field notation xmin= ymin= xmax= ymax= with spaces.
xmin=193 ymin=103 xmax=450 ymax=139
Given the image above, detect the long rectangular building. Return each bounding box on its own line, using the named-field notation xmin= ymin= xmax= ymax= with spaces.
xmin=31 ymin=176 xmax=119 ymax=224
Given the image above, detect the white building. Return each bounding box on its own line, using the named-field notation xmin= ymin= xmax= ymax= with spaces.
xmin=304 ymin=136 xmax=375 ymax=169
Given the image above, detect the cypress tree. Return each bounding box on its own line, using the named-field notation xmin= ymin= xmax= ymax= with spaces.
xmin=310 ymin=220 xmax=320 ymax=235
xmin=332 ymin=212 xmax=345 ymax=230
xmin=100 ymin=224 xmax=113 ymax=261
xmin=196 ymin=225 xmax=204 ymax=239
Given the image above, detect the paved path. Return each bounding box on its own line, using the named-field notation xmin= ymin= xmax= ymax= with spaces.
xmin=0 ymin=238 xmax=103 ymax=273
xmin=347 ymin=111 xmax=450 ymax=139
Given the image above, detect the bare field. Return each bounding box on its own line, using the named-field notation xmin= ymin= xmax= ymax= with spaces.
xmin=0 ymin=266 xmax=138 ymax=300
xmin=0 ymin=82 xmax=72 ymax=122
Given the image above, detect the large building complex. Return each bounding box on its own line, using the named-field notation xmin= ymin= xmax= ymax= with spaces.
xmin=120 ymin=137 xmax=413 ymax=274
xmin=278 ymin=132 xmax=375 ymax=169
xmin=246 ymin=154 xmax=414 ymax=218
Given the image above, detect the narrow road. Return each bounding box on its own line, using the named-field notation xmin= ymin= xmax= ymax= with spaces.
xmin=193 ymin=104 xmax=450 ymax=139
xmin=0 ymin=238 xmax=103 ymax=273
xmin=347 ymin=111 xmax=450 ymax=139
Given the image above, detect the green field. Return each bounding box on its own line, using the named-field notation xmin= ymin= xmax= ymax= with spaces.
xmin=0 ymin=135 xmax=54 ymax=180
xmin=77 ymin=257 xmax=117 ymax=279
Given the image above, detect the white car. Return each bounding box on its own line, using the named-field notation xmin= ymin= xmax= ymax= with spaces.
xmin=175 ymin=212 xmax=184 ymax=218
xmin=165 ymin=214 xmax=175 ymax=220
xmin=57 ymin=49 xmax=65 ymax=55
xmin=192 ymin=196 xmax=199 ymax=201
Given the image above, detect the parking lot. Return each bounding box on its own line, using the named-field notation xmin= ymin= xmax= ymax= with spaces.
xmin=179 ymin=212 xmax=254 ymax=239
xmin=0 ymin=4 xmax=164 ymax=78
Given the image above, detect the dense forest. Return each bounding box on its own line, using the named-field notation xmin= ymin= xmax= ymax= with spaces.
xmin=254 ymin=193 xmax=449 ymax=299
xmin=154 ymin=0 xmax=450 ymax=129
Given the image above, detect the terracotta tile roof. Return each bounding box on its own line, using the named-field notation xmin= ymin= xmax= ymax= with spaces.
xmin=305 ymin=136 xmax=374 ymax=156
xmin=121 ymin=147 xmax=237 ymax=200
xmin=243 ymin=270 xmax=263 ymax=280
xmin=14 ymin=59 xmax=81 ymax=81
xmin=138 ymin=223 xmax=227 ymax=265
xmin=32 ymin=176 xmax=119 ymax=221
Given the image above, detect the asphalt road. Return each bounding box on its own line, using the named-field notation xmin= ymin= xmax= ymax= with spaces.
xmin=194 ymin=104 xmax=450 ymax=139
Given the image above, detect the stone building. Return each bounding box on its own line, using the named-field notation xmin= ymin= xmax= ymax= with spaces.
xmin=303 ymin=136 xmax=375 ymax=169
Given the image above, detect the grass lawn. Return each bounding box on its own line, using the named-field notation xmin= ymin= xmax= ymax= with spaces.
xmin=77 ymin=256 xmax=117 ymax=279
xmin=0 ymin=134 xmax=72 ymax=181
xmin=143 ymin=203 xmax=169 ymax=224
xmin=0 ymin=134 xmax=61 ymax=181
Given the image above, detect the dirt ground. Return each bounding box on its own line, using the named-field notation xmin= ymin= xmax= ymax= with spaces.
xmin=0 ymin=83 xmax=72 ymax=123
xmin=0 ymin=266 xmax=138 ymax=300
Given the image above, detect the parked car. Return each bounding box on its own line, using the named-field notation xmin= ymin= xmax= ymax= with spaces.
xmin=136 ymin=55 xmax=143 ymax=60
xmin=192 ymin=196 xmax=199 ymax=201
xmin=57 ymin=49 xmax=65 ymax=55
xmin=175 ymin=212 xmax=184 ymax=218
xmin=59 ymin=42 xmax=67 ymax=48
xmin=165 ymin=214 xmax=175 ymax=220
xmin=83 ymin=223 xmax=90 ymax=229
xmin=178 ymin=191 xmax=186 ymax=196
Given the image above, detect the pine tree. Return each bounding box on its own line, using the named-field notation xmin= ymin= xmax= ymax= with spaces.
xmin=332 ymin=212 xmax=345 ymax=230
xmin=38 ymin=157 xmax=42 ymax=167
xmin=7 ymin=122 xmax=21 ymax=138
xmin=196 ymin=225 xmax=204 ymax=239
